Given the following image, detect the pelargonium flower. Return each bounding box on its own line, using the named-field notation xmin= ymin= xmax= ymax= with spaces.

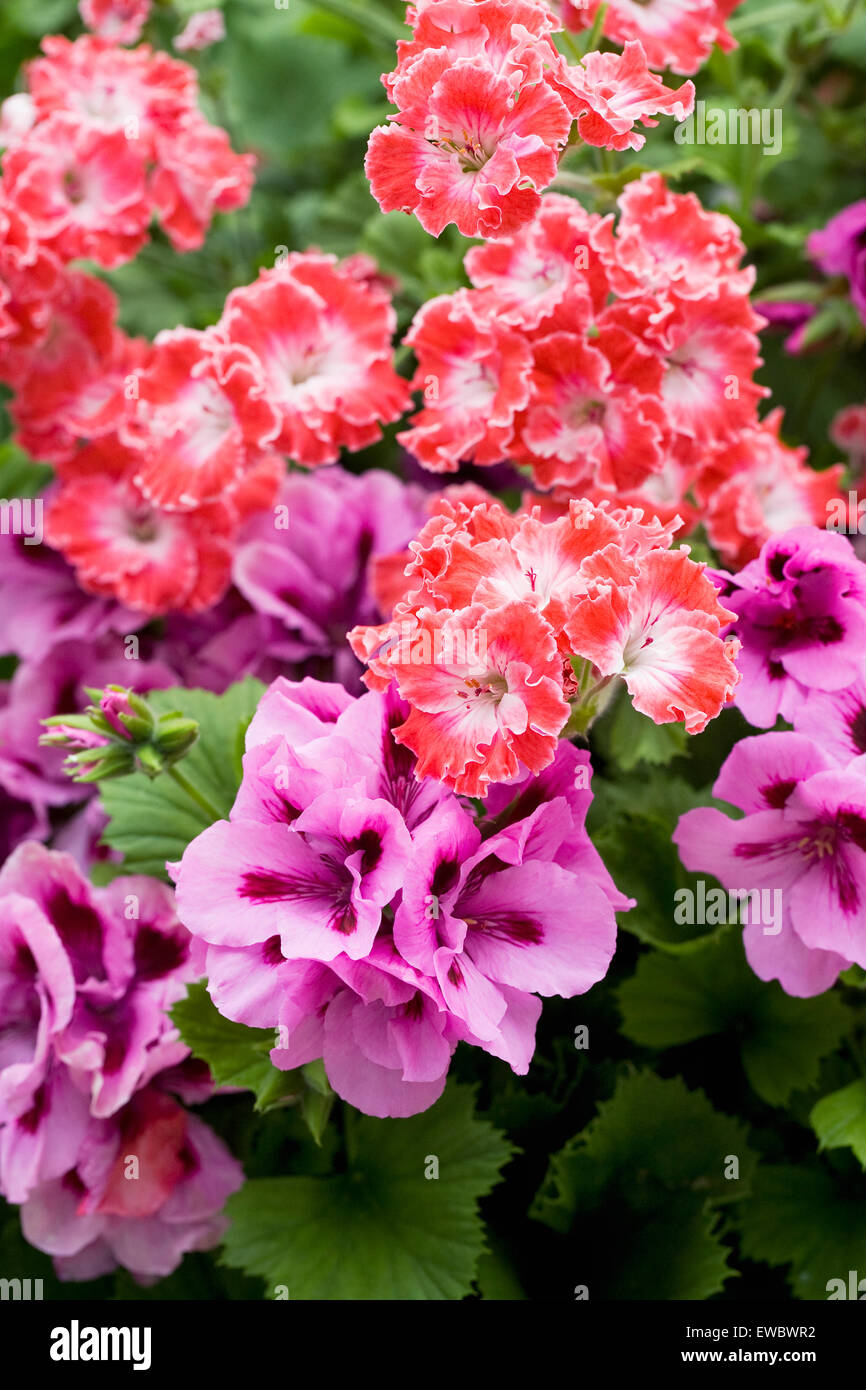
xmin=713 ymin=526 xmax=866 ymax=727
xmin=555 ymin=0 xmax=741 ymax=77
xmin=79 ymin=0 xmax=151 ymax=46
xmin=807 ymin=200 xmax=866 ymax=328
xmin=694 ymin=410 xmax=846 ymax=569
xmin=464 ymin=191 xmax=609 ymax=331
xmin=19 ymin=1085 xmax=242 ymax=1282
xmin=563 ymin=546 xmax=740 ymax=733
xmin=148 ymin=118 xmax=255 ymax=253
xmin=0 ymin=841 xmax=201 ymax=1202
xmin=44 ymin=475 xmax=237 ymax=617
xmin=367 ymin=0 xmax=573 ymax=238
xmin=121 ymin=328 xmax=280 ymax=511
xmin=831 ymin=403 xmax=866 ymax=476
xmin=173 ymin=8 xmax=226 ymax=52
xmin=172 ymin=676 xmax=623 ymax=1116
xmin=674 ymin=732 xmax=866 ymax=996
xmin=1 ymin=112 xmax=150 ymax=269
xmin=232 ymin=466 xmax=429 ymax=690
xmin=351 ymin=494 xmax=739 ymax=788
xmin=397 ymin=289 xmax=533 ymax=472
xmin=218 ymin=253 xmax=410 ymax=466
xmin=595 ymin=171 xmax=754 ymax=303
xmin=13 ymin=35 xmax=254 ymax=255
xmin=554 ymin=41 xmax=694 ymax=153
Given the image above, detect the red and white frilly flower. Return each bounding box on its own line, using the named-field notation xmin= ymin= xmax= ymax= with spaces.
xmin=366 ymin=1 xmax=692 ymax=239
xmin=554 ymin=0 xmax=741 ymax=78
xmin=350 ymin=496 xmax=740 ymax=795
xmin=217 ymin=252 xmax=411 ymax=467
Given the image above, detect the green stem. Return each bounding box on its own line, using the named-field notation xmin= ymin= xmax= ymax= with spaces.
xmin=168 ymin=765 xmax=224 ymax=824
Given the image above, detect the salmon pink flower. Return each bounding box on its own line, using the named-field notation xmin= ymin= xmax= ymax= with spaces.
xmin=219 ymin=254 xmax=409 ymax=467
xmin=79 ymin=0 xmax=151 ymax=46
xmin=122 ymin=328 xmax=280 ymax=511
xmin=44 ymin=475 xmax=236 ymax=617
xmin=555 ymin=0 xmax=741 ymax=77
xmin=555 ymin=40 xmax=694 ymax=153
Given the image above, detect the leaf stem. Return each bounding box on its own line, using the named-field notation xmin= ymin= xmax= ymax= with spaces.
xmin=168 ymin=765 xmax=224 ymax=824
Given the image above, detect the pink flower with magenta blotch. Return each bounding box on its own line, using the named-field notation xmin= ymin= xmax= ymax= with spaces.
xmin=19 ymin=1086 xmax=242 ymax=1282
xmin=712 ymin=526 xmax=866 ymax=727
xmin=172 ymin=677 xmax=624 ymax=1117
xmin=675 ymin=733 xmax=866 ymax=996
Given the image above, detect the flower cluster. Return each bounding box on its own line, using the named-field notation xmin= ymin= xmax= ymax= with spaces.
xmin=0 ymin=464 xmax=426 ymax=862
xmin=349 ymin=493 xmax=740 ymax=795
xmin=676 ymin=523 xmax=866 ymax=997
xmin=554 ymin=0 xmax=742 ymax=77
xmin=173 ymin=676 xmax=626 ymax=1117
xmin=366 ymin=0 xmax=693 ymax=239
xmin=0 ymin=248 xmax=408 ymax=617
xmin=0 ymin=840 xmax=242 ymax=1280
xmin=396 ymin=174 xmax=845 ymax=567
xmin=0 ymin=34 xmax=253 ymax=264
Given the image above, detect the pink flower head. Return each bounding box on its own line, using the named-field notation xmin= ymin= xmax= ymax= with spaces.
xmin=149 ymin=117 xmax=255 ymax=253
xmin=556 ymin=0 xmax=741 ymax=77
xmin=831 ymin=403 xmax=866 ymax=475
xmin=122 ymin=328 xmax=280 ymax=511
xmin=367 ymin=1 xmax=573 ymax=238
xmin=219 ymin=253 xmax=410 ymax=466
xmin=695 ymin=410 xmax=846 ymax=569
xmin=398 ymin=289 xmax=534 ymax=472
xmin=44 ymin=475 xmax=236 ymax=617
xmin=0 ymin=842 xmax=202 ymax=1201
xmin=675 ymin=732 xmax=866 ymax=995
xmin=377 ymin=600 xmax=571 ymax=796
xmin=174 ymin=8 xmax=226 ymax=53
xmin=19 ymin=1087 xmax=242 ymax=1282
xmin=464 ymin=191 xmax=610 ymax=330
xmin=26 ymin=36 xmax=197 ymax=156
xmin=564 ymin=546 xmax=741 ymax=733
xmin=714 ymin=525 xmax=866 ymax=727
xmin=597 ymin=171 xmax=754 ymax=302
xmin=79 ymin=0 xmax=151 ymax=46
xmin=555 ymin=40 xmax=694 ymax=153
xmin=172 ymin=676 xmax=624 ymax=1116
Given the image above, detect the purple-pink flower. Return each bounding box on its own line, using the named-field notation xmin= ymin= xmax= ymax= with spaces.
xmin=712 ymin=525 xmax=866 ymax=727
xmin=807 ymin=199 xmax=866 ymax=327
xmin=172 ymin=676 xmax=624 ymax=1117
xmin=674 ymin=732 xmax=866 ymax=997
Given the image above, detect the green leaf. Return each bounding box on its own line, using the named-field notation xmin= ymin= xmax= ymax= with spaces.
xmin=99 ymin=679 xmax=263 ymax=877
xmin=810 ymin=1080 xmax=866 ymax=1167
xmin=221 ymin=1085 xmax=514 ymax=1299
xmin=587 ymin=776 xmax=727 ymax=953
xmin=0 ymin=440 xmax=52 ymax=498
xmin=172 ymin=982 xmax=301 ymax=1114
xmin=604 ymin=689 xmax=688 ymax=770
xmin=532 ymin=1070 xmax=755 ymax=1299
xmin=617 ymin=932 xmax=850 ymax=1105
xmin=738 ymin=1164 xmax=866 ymax=1300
